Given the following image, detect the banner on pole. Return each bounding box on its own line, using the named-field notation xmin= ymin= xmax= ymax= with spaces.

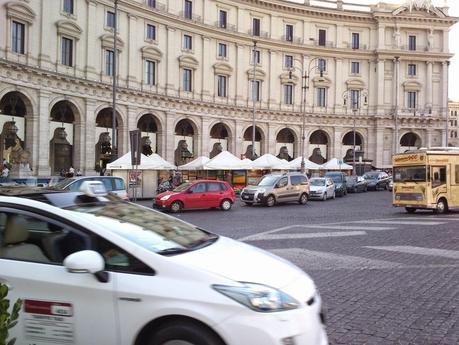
xmin=130 ymin=130 xmax=141 ymax=166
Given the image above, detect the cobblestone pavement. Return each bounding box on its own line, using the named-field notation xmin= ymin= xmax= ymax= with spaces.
xmin=139 ymin=191 xmax=459 ymax=345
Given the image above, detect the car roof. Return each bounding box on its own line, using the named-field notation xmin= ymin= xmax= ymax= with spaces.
xmin=191 ymin=180 xmax=227 ymax=183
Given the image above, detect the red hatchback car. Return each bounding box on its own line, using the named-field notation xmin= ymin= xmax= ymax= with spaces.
xmin=153 ymin=180 xmax=235 ymax=213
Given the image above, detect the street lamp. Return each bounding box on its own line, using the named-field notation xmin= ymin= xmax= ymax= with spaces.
xmin=289 ymin=57 xmax=324 ymax=173
xmin=342 ymin=89 xmax=368 ymax=175
xmin=250 ymin=40 xmax=257 ymax=160
xmin=111 ymin=0 xmax=119 ymax=162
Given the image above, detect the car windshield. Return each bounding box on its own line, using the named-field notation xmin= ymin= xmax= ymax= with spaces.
xmin=65 ymin=202 xmax=217 ymax=255
xmin=363 ymin=173 xmax=379 ymax=180
xmin=310 ymin=179 xmax=325 ymax=186
xmin=257 ymin=175 xmax=279 ymax=186
xmin=393 ymin=166 xmax=426 ymax=182
xmin=173 ymin=182 xmax=192 ymax=192
xmin=52 ymin=178 xmax=75 ymax=189
xmin=327 ymin=175 xmax=342 ymax=183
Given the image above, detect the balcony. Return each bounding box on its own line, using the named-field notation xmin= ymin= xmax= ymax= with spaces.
xmin=146 ymin=1 xmax=167 ymax=12
xmin=179 ymin=11 xmax=203 ymax=23
xmin=214 ymin=21 xmax=237 ymax=32
xmin=281 ymin=35 xmax=303 ymax=44
xmin=394 ymin=45 xmax=429 ymax=52
xmin=310 ymin=39 xmax=336 ymax=48
xmin=248 ymin=29 xmax=269 ymax=38
xmin=346 ymin=42 xmax=368 ymax=50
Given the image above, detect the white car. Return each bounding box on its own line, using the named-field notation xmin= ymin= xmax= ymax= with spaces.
xmin=309 ymin=178 xmax=336 ymax=201
xmin=0 ymin=182 xmax=328 ymax=345
xmin=52 ymin=176 xmax=129 ymax=200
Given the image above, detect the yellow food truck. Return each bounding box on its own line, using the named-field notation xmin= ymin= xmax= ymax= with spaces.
xmin=392 ymin=148 xmax=459 ymax=213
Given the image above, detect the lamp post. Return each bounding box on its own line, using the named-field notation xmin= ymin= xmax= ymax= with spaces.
xmin=251 ymin=40 xmax=257 ymax=160
xmin=111 ymin=0 xmax=118 ymax=161
xmin=343 ymin=89 xmax=368 ymax=175
xmin=394 ymin=56 xmax=400 ymax=154
xmin=290 ymin=57 xmax=324 ymax=173
xmin=445 ymin=60 xmax=450 ymax=147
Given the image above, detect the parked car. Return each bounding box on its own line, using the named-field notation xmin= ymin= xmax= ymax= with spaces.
xmin=240 ymin=172 xmax=309 ymax=207
xmin=52 ymin=176 xmax=128 ymax=199
xmin=0 ymin=182 xmax=328 ymax=345
xmin=309 ymin=177 xmax=336 ymax=200
xmin=154 ymin=180 xmax=235 ymax=212
xmin=346 ymin=175 xmax=368 ymax=193
xmin=363 ymin=171 xmax=390 ymax=191
xmin=324 ymin=172 xmax=347 ymax=197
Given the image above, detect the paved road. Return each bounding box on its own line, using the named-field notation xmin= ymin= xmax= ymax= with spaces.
xmin=139 ymin=192 xmax=459 ymax=345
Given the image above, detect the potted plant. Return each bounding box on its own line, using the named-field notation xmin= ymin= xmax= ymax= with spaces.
xmin=0 ymin=283 xmax=22 ymax=345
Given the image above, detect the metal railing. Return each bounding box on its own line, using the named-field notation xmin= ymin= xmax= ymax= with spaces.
xmin=214 ymin=21 xmax=237 ymax=32
xmin=146 ymin=1 xmax=167 ymax=12
xmin=248 ymin=29 xmax=269 ymax=38
xmin=179 ymin=11 xmax=203 ymax=23
xmin=281 ymin=35 xmax=303 ymax=44
xmin=346 ymin=42 xmax=368 ymax=50
xmin=311 ymin=39 xmax=336 ymax=48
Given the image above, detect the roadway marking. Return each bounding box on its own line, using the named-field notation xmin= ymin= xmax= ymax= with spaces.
xmin=366 ymin=246 xmax=459 ymax=260
xmin=243 ymin=231 xmax=367 ymax=242
xmin=301 ymin=225 xmax=395 ymax=231
xmin=356 ymin=220 xmax=446 ymax=226
xmin=269 ymin=248 xmax=402 ymax=270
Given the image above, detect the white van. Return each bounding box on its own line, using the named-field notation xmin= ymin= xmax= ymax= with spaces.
xmin=53 ymin=176 xmax=128 ymax=199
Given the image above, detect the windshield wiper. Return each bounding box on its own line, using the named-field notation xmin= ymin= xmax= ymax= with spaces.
xmin=189 ymin=235 xmax=219 ymax=249
xmin=157 ymin=247 xmax=192 ymax=256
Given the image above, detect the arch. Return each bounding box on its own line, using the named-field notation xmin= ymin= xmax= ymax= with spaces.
xmin=50 ymin=101 xmax=77 ymax=123
xmin=243 ymin=125 xmax=264 ymax=142
xmin=94 ymin=104 xmax=126 ymax=126
xmin=309 ymin=129 xmax=330 ymax=145
xmin=96 ymin=107 xmax=123 ymax=128
xmin=400 ymin=132 xmax=422 ymax=148
xmin=308 ymin=129 xmax=330 ymax=164
xmin=49 ymin=98 xmax=82 ymax=123
xmin=175 ymin=118 xmax=198 ymax=136
xmin=276 ymin=128 xmax=296 ymax=143
xmin=342 ymin=131 xmax=363 ymax=146
xmin=209 ymin=122 xmax=233 ymax=156
xmin=137 ymin=114 xmax=160 ymax=133
xmin=210 ymin=122 xmax=231 ymax=140
xmin=276 ymin=128 xmax=297 ymax=161
xmin=0 ymin=91 xmax=29 ymax=117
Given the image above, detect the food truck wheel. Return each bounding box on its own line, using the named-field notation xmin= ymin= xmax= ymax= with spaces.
xmin=434 ymin=199 xmax=448 ymax=214
xmin=405 ymin=207 xmax=416 ymax=214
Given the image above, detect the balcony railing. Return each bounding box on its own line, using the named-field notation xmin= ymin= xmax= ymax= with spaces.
xmin=281 ymin=35 xmax=303 ymax=44
xmin=395 ymin=45 xmax=429 ymax=52
xmin=179 ymin=11 xmax=203 ymax=23
xmin=146 ymin=1 xmax=167 ymax=12
xmin=214 ymin=21 xmax=237 ymax=32
xmin=311 ymin=39 xmax=336 ymax=48
xmin=248 ymin=29 xmax=269 ymax=38
xmin=346 ymin=42 xmax=368 ymax=50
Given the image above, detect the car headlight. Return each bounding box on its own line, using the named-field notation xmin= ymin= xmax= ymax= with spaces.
xmin=212 ymin=282 xmax=299 ymax=312
xmin=160 ymin=195 xmax=171 ymax=201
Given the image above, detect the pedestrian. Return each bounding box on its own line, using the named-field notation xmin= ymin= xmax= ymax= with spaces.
xmin=69 ymin=166 xmax=75 ymax=177
xmin=60 ymin=168 xmax=66 ymax=177
xmin=76 ymin=169 xmax=82 ymax=176
xmin=100 ymin=167 xmax=106 ymax=176
xmin=1 ymin=165 xmax=9 ymax=182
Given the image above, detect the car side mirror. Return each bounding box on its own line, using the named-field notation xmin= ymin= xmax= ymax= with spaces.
xmin=64 ymin=250 xmax=109 ymax=283
xmin=186 ymin=189 xmax=193 ymax=194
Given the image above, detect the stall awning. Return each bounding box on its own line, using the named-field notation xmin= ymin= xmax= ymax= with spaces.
xmin=321 ymin=158 xmax=353 ymax=170
xmin=288 ymin=157 xmax=322 ymax=170
xmin=177 ymin=156 xmax=210 ymax=170
xmin=203 ymin=151 xmax=252 ymax=170
xmin=107 ymin=152 xmax=176 ymax=170
xmin=251 ymin=154 xmax=290 ymax=170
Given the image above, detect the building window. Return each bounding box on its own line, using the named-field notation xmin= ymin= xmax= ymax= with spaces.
xmin=351 ymin=61 xmax=360 ymax=74
xmin=251 ymin=80 xmax=261 ymax=101
xmin=284 ymin=84 xmax=293 ymax=105
xmin=318 ymin=58 xmax=326 ymax=72
xmin=217 ymin=75 xmax=227 ymax=97
xmin=252 ymin=50 xmax=260 ymax=64
xmin=146 ymin=24 xmax=156 ymax=40
xmin=318 ymin=29 xmax=326 ymax=46
xmin=252 ymin=18 xmax=260 ymax=36
xmin=145 ymin=60 xmax=156 ymax=85
xmin=147 ymin=0 xmax=156 ymax=8
xmin=183 ymin=68 xmax=192 ymax=91
xmin=218 ymin=43 xmax=227 ymax=58
xmin=317 ymin=88 xmax=326 ymax=107
xmin=284 ymin=55 xmax=293 ymax=68
xmin=183 ymin=35 xmax=192 ymax=50
xmin=351 ymin=33 xmax=360 ymax=49
xmin=285 ymin=24 xmax=293 ymax=42
xmin=105 ymin=49 xmax=114 ymax=76
xmin=63 ymin=0 xmax=74 ymax=14
xmin=61 ymin=37 xmax=73 ymax=67
xmin=184 ymin=0 xmax=192 ymax=19
xmin=407 ymin=91 xmax=417 ymax=109
xmin=219 ymin=10 xmax=227 ymax=28
xmin=12 ymin=21 xmax=25 ymax=54
xmin=408 ymin=35 xmax=416 ymax=51
xmin=350 ymin=90 xmax=360 ymax=109
xmin=408 ymin=64 xmax=416 ymax=76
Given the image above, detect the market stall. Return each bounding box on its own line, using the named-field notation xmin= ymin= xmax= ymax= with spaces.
xmin=203 ymin=151 xmax=252 ymax=190
xmin=321 ymin=158 xmax=353 ymax=173
xmin=288 ymin=157 xmax=322 ymax=176
xmin=107 ymin=152 xmax=176 ymax=198
xmin=177 ymin=156 xmax=210 ymax=181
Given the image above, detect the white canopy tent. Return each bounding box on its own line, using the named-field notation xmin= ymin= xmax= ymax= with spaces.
xmin=251 ymin=154 xmax=291 ymax=170
xmin=321 ymin=158 xmax=353 ymax=170
xmin=288 ymin=157 xmax=322 ymax=170
xmin=203 ymin=151 xmax=252 ymax=170
xmin=107 ymin=152 xmax=176 ymax=170
xmin=177 ymin=156 xmax=210 ymax=170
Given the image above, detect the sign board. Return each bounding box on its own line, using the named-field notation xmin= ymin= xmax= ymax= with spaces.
xmin=130 ymin=130 xmax=141 ymax=166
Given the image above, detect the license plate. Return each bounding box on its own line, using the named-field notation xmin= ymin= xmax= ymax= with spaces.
xmin=242 ymin=195 xmax=249 ymax=199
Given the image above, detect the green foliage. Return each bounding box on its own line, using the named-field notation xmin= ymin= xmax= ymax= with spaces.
xmin=0 ymin=283 xmax=22 ymax=345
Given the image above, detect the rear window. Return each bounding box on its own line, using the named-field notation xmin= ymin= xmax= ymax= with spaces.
xmin=114 ymin=178 xmax=125 ymax=190
xmin=207 ymin=182 xmax=222 ymax=192
xmin=101 ymin=178 xmax=113 ymax=191
xmin=290 ymin=175 xmax=308 ymax=186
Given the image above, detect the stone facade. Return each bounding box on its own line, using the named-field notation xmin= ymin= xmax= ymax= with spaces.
xmin=448 ymin=100 xmax=459 ymax=146
xmin=0 ymin=0 xmax=456 ymax=175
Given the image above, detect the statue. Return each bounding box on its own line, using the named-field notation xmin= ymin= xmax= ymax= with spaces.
xmin=95 ymin=132 xmax=112 ymax=169
xmin=141 ymin=136 xmax=153 ymax=156
xmin=0 ymin=121 xmax=24 ymax=164
xmin=244 ymin=144 xmax=258 ymax=160
xmin=343 ymin=148 xmax=354 ymax=162
xmin=309 ymin=147 xmax=326 ymax=164
xmin=50 ymin=127 xmax=73 ymax=174
xmin=209 ymin=142 xmax=223 ymax=158
xmin=277 ymin=146 xmax=292 ymax=161
xmin=174 ymin=139 xmax=193 ymax=166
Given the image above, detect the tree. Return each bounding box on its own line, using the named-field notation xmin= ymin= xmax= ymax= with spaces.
xmin=0 ymin=283 xmax=22 ymax=345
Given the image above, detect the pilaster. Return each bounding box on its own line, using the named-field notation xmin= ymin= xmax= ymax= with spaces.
xmin=85 ymin=0 xmax=98 ymax=79
xmin=165 ymin=112 xmax=176 ymax=163
xmin=201 ymin=36 xmax=211 ymax=101
xmin=84 ymin=99 xmax=97 ymax=175
xmin=127 ymin=14 xmax=138 ymax=87
xmin=426 ymin=61 xmax=433 ymax=109
xmin=37 ymin=90 xmax=51 ymax=176
xmin=166 ymin=27 xmax=177 ymax=96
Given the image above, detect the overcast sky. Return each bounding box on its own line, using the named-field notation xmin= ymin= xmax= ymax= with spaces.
xmin=289 ymin=0 xmax=459 ymax=101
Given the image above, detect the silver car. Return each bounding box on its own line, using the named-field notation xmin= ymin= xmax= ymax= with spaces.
xmin=309 ymin=178 xmax=336 ymax=201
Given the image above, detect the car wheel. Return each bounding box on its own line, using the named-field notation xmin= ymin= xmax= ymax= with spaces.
xmin=265 ymin=195 xmax=275 ymax=207
xmin=170 ymin=201 xmax=183 ymax=213
xmin=299 ymin=193 xmax=308 ymax=205
xmin=434 ymin=198 xmax=448 ymax=214
xmin=322 ymin=192 xmax=327 ymax=201
xmin=405 ymin=207 xmax=416 ymax=214
xmin=220 ymin=199 xmax=232 ymax=211
xmin=149 ymin=320 xmax=224 ymax=345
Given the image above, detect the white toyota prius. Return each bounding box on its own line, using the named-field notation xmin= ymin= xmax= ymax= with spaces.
xmin=0 ymin=182 xmax=328 ymax=345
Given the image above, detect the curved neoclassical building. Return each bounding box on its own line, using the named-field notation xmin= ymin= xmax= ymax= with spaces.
xmin=0 ymin=0 xmax=456 ymax=175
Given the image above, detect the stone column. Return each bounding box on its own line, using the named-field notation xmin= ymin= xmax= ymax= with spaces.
xmin=425 ymin=127 xmax=433 ymax=148
xmin=334 ymin=58 xmax=343 ymax=111
xmin=166 ymin=27 xmax=177 ymax=96
xmin=201 ymin=118 xmax=211 ymax=157
xmin=335 ymin=24 xmax=343 ymax=48
xmin=127 ymin=106 xmax=138 ymax=133
xmin=73 ymin=119 xmax=85 ymax=171
xmin=375 ymin=126 xmax=384 ymax=169
xmin=235 ymin=44 xmax=246 ymax=105
xmin=127 ymin=14 xmax=138 ymax=87
xmin=333 ymin=127 xmax=342 ymax=159
xmin=377 ymin=24 xmax=385 ymax=49
xmin=443 ymin=29 xmax=449 ymax=53
xmin=268 ymin=50 xmax=278 ymax=107
xmin=201 ymin=36 xmax=211 ymax=101
xmin=234 ymin=121 xmax=245 ymax=158
xmin=165 ymin=112 xmax=176 ymax=163
xmin=267 ymin=123 xmax=277 ymax=155
xmin=84 ymin=99 xmax=96 ymax=175
xmin=85 ymin=0 xmax=98 ymax=80
xmin=36 ymin=91 xmax=51 ymax=176
xmin=426 ymin=61 xmax=433 ymax=109
xmin=377 ymin=59 xmax=385 ymax=115
xmin=442 ymin=62 xmax=448 ymax=146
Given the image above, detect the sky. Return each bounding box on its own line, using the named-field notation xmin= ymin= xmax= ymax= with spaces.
xmin=290 ymin=0 xmax=459 ymax=101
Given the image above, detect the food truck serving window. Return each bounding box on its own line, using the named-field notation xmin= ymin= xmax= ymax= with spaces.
xmin=455 ymin=165 xmax=459 ymax=185
xmin=394 ymin=166 xmax=426 ymax=182
xmin=431 ymin=166 xmax=446 ymax=187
